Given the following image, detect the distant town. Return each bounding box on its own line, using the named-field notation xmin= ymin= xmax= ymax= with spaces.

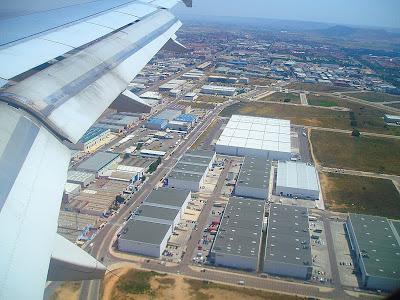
xmin=51 ymin=19 xmax=400 ymax=300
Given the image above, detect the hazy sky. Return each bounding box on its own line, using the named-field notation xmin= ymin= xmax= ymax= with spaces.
xmin=173 ymin=0 xmax=400 ymax=29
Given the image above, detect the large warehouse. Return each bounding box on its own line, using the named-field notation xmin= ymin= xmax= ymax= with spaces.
xmin=346 ymin=213 xmax=400 ymax=292
xmin=133 ymin=204 xmax=181 ymax=227
xmin=67 ymin=170 xmax=95 ymax=187
xmin=75 ymin=151 xmax=120 ymax=177
xmin=201 ymin=84 xmax=236 ymax=96
xmin=235 ymin=156 xmax=271 ymax=200
xmin=167 ymin=150 xmax=215 ymax=192
xmin=275 ymin=161 xmax=320 ymax=199
xmin=143 ymin=188 xmax=191 ymax=218
xmin=263 ymin=204 xmax=312 ymax=279
xmin=211 ymin=197 xmax=265 ymax=271
xmin=215 ymin=115 xmax=292 ymax=160
xmin=118 ymin=219 xmax=172 ymax=258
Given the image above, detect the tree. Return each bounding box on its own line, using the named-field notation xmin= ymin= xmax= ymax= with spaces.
xmin=351 ymin=129 xmax=360 ymax=137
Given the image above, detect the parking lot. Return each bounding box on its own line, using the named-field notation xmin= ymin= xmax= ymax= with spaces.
xmin=309 ymin=215 xmax=333 ymax=285
xmin=330 ymin=220 xmax=359 ymax=288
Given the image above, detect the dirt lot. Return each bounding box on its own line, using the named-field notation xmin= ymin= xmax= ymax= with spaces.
xmin=50 ymin=282 xmax=81 ymax=300
xmin=320 ymin=172 xmax=400 ymax=219
xmin=343 ymin=91 xmax=400 ymax=103
xmin=287 ymin=82 xmax=353 ymax=92
xmin=311 ymin=130 xmax=400 ymax=175
xmin=102 ymin=268 xmax=303 ymax=300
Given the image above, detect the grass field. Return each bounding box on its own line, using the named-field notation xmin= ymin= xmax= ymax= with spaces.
xmin=196 ymin=95 xmax=227 ymax=103
xmin=343 ymin=91 xmax=400 ymax=103
xmin=220 ymin=100 xmax=400 ymax=136
xmin=307 ymin=94 xmax=341 ymax=107
xmin=320 ymin=172 xmax=400 ymax=219
xmin=287 ymin=82 xmax=353 ymax=92
xmin=259 ymin=92 xmax=300 ymax=103
xmin=311 ymin=130 xmax=400 ymax=175
xmin=221 ymin=101 xmax=351 ymax=129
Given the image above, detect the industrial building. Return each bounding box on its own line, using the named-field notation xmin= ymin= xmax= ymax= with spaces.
xmin=63 ymin=182 xmax=81 ymax=203
xmin=346 ymin=213 xmax=400 ymax=292
xmin=175 ymin=114 xmax=197 ymax=125
xmin=208 ymin=75 xmax=237 ymax=84
xmin=235 ymin=156 xmax=271 ymax=200
xmin=156 ymin=109 xmax=182 ymax=121
xmin=76 ymin=151 xmax=120 ymax=177
xmin=118 ymin=219 xmax=172 ymax=258
xmin=184 ymin=92 xmax=198 ymax=101
xmin=140 ymin=149 xmax=166 ymax=158
xmin=143 ymin=188 xmax=191 ymax=217
xmin=276 ymin=161 xmax=320 ymax=199
xmin=145 ymin=117 xmax=168 ymax=130
xmin=67 ymin=170 xmax=95 ymax=187
xmin=168 ymin=120 xmax=191 ymax=132
xmin=167 ymin=150 xmax=215 ymax=192
xmin=264 ymin=204 xmax=312 ymax=279
xmin=215 ymin=115 xmax=292 ymax=160
xmin=98 ymin=112 xmax=139 ymax=129
xmin=70 ymin=127 xmax=110 ymax=151
xmin=159 ymin=79 xmax=186 ymax=92
xmin=109 ymin=165 xmax=144 ymax=183
xmin=211 ymin=197 xmax=265 ymax=271
xmin=384 ymin=114 xmax=400 ymax=125
xmin=201 ymin=85 xmax=236 ymax=96
xmin=133 ymin=204 xmax=181 ymax=227
xmin=110 ymin=89 xmax=155 ymax=114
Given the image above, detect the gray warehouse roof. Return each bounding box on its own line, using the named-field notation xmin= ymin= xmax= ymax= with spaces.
xmin=144 ymin=188 xmax=190 ymax=209
xmin=265 ymin=204 xmax=312 ymax=267
xmin=119 ymin=219 xmax=171 ymax=245
xmin=212 ymin=197 xmax=264 ymax=259
xmin=185 ymin=150 xmax=215 ymax=159
xmin=180 ymin=155 xmax=212 ymax=166
xmin=133 ymin=204 xmax=180 ymax=224
xmin=347 ymin=213 xmax=400 ymax=280
xmin=168 ymin=170 xmax=203 ymax=182
xmin=67 ymin=170 xmax=95 ymax=182
xmin=173 ymin=162 xmax=208 ymax=175
xmin=76 ymin=151 xmax=119 ymax=173
xmin=236 ymin=156 xmax=271 ymax=190
xmin=276 ymin=161 xmax=319 ymax=192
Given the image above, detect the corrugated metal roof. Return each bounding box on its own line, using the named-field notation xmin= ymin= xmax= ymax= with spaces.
xmin=276 ymin=161 xmax=319 ymax=192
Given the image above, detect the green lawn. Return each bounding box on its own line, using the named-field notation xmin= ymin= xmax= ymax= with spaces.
xmin=287 ymin=82 xmax=353 ymax=92
xmin=321 ymin=172 xmax=400 ymax=219
xmin=344 ymin=91 xmax=400 ymax=103
xmin=307 ymin=94 xmax=340 ymax=107
xmin=311 ymin=130 xmax=400 ymax=175
xmin=259 ymin=92 xmax=300 ymax=104
xmin=221 ymin=102 xmax=350 ymax=129
xmin=117 ymin=270 xmax=159 ymax=295
xmin=196 ymin=95 xmax=227 ymax=103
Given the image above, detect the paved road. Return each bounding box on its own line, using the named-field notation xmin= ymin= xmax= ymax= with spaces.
xmin=182 ymin=158 xmax=232 ymax=265
xmin=300 ymin=92 xmax=308 ymax=105
xmin=78 ymin=102 xmax=230 ymax=300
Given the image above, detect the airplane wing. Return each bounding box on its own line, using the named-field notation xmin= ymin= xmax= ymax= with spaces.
xmin=0 ymin=0 xmax=191 ymax=299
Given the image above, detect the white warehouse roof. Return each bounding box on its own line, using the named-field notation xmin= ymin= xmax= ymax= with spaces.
xmin=277 ymin=161 xmax=319 ymax=192
xmin=216 ymin=115 xmax=291 ymax=159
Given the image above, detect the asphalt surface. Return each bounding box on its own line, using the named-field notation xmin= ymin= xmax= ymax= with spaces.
xmin=78 ymin=102 xmax=230 ymax=300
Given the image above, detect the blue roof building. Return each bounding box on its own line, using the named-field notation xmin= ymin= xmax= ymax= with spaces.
xmin=146 ymin=117 xmax=168 ymax=130
xmin=175 ymin=114 xmax=197 ymax=124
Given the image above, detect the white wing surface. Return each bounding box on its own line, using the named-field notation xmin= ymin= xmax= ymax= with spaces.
xmin=0 ymin=0 xmax=189 ymax=299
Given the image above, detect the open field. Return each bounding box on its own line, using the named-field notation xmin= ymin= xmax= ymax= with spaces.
xmin=320 ymin=172 xmax=400 ymax=219
xmin=385 ymin=102 xmax=400 ymax=109
xmin=307 ymin=94 xmax=342 ymax=107
xmin=102 ymin=268 xmax=302 ymax=300
xmin=221 ymin=101 xmax=351 ymax=129
xmin=196 ymin=95 xmax=227 ymax=103
xmin=259 ymin=92 xmax=300 ymax=103
xmin=343 ymin=91 xmax=400 ymax=103
xmin=311 ymin=130 xmax=400 ymax=175
xmin=287 ymin=82 xmax=353 ymax=92
xmin=220 ymin=100 xmax=400 ymax=136
xmin=178 ymin=101 xmax=216 ymax=110
xmin=191 ymin=118 xmax=219 ymax=149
